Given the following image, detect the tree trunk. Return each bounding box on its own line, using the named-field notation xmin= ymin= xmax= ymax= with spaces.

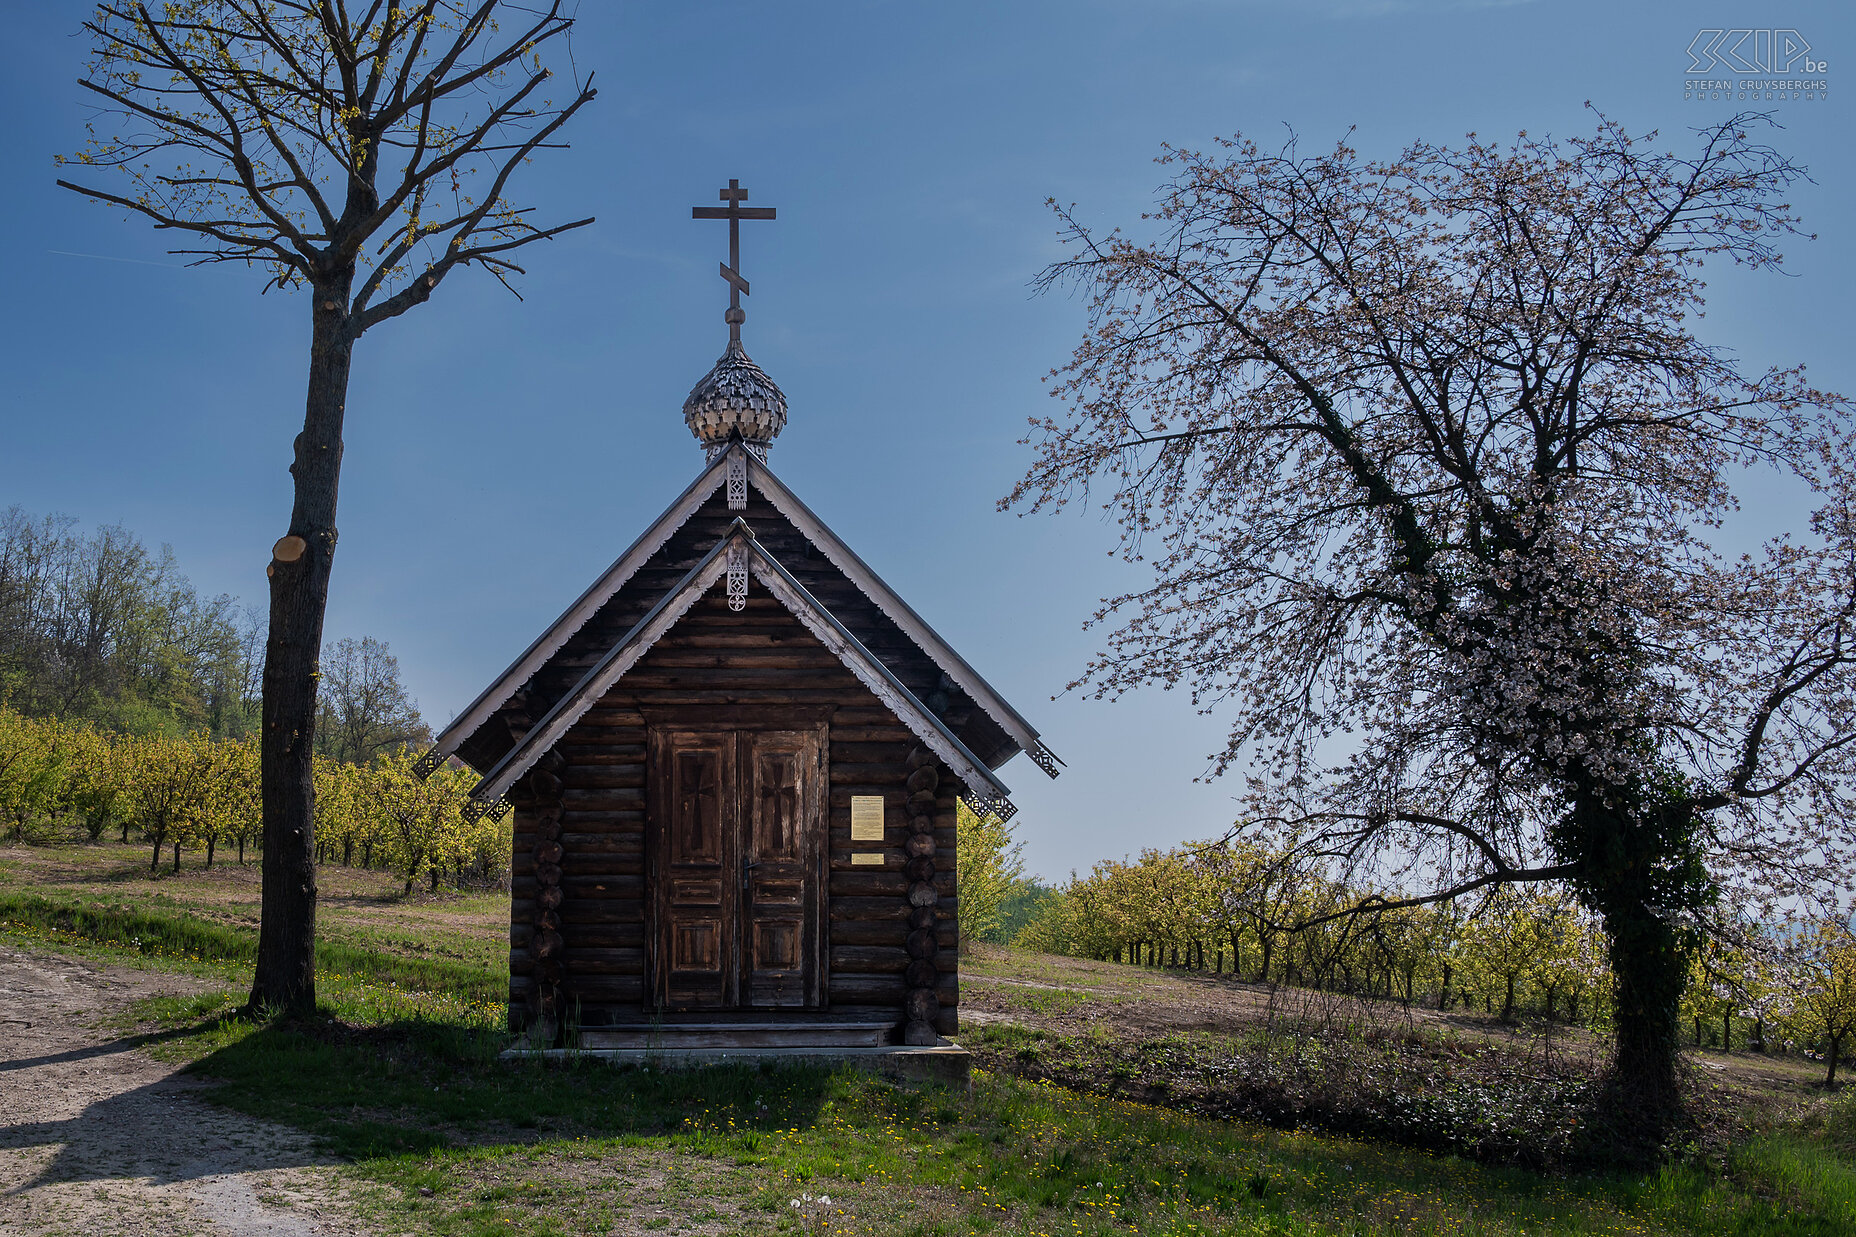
xmin=205 ymin=835 xmax=216 ymax=869
xmin=238 ymin=836 xmax=246 ymax=864
xmin=172 ymin=842 xmax=181 ymax=873
xmin=250 ymin=272 xmax=357 ymax=1018
xmin=1553 ymin=782 xmax=1704 ymax=1134
xmin=149 ymin=831 xmax=163 ymax=873
xmin=1723 ymin=1011 xmax=1732 ymax=1051
xmin=1828 ymin=1032 xmax=1843 ymax=1088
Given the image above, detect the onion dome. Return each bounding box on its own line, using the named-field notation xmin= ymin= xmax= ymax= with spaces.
xmin=683 ymin=340 xmax=787 ymax=457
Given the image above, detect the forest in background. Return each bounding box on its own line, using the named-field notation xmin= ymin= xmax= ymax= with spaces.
xmin=0 ymin=504 xmax=427 ymax=757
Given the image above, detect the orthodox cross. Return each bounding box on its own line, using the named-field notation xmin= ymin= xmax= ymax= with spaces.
xmin=692 ymin=178 xmax=776 ymax=344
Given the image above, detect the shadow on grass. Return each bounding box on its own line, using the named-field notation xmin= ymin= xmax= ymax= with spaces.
xmin=178 ymin=1012 xmax=838 ymax=1162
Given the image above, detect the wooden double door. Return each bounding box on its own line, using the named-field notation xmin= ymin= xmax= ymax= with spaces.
xmin=646 ymin=723 xmax=827 ymax=1011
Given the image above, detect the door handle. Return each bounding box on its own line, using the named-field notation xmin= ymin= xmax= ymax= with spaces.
xmin=741 ymin=858 xmax=760 ymax=890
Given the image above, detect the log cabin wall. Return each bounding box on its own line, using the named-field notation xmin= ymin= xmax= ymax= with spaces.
xmin=507 ymin=584 xmax=961 ymax=1036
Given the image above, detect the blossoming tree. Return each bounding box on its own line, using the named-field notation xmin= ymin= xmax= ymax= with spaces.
xmin=1011 ymin=112 xmax=1856 ymax=1121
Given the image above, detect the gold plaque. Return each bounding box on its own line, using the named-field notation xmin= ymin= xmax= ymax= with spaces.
xmin=851 ymin=852 xmax=885 ymax=866
xmin=850 ymin=795 xmax=885 ymax=841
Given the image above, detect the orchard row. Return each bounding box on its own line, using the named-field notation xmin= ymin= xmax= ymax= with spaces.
xmin=0 ymin=707 xmax=508 ymax=891
xmin=1018 ymin=839 xmax=1856 ymax=1083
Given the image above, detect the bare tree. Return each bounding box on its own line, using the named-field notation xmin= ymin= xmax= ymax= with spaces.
xmin=57 ymin=2 xmax=596 ymax=1014
xmin=1013 ymin=112 xmax=1856 ymax=1128
xmin=316 ymin=635 xmax=427 ymax=763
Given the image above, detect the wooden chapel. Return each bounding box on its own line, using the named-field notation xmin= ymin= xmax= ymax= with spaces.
xmin=423 ymin=181 xmax=1061 ymax=1051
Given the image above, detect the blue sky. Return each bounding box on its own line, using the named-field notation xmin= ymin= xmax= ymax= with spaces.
xmin=3 ymin=2 xmax=1851 ymax=881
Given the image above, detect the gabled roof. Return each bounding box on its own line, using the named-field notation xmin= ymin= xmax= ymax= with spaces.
xmin=433 ymin=441 xmax=1060 ymax=784
xmin=469 ymin=520 xmax=1016 ymax=809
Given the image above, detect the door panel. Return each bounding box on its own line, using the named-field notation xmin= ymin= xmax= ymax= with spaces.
xmin=743 ymin=730 xmax=822 ymax=1008
xmin=651 ymin=731 xmax=737 ymax=1010
xmin=649 ymin=724 xmax=823 ymax=1011
xmin=670 ymin=748 xmax=725 ymax=864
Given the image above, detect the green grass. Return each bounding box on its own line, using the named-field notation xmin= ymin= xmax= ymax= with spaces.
xmin=5 ymin=862 xmax=1856 ymax=1234
xmin=120 ymin=994 xmax=1856 ymax=1236
xmin=0 ymin=891 xmax=508 ymax=1022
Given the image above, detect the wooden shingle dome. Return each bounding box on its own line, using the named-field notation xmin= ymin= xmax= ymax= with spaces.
xmin=682 ymin=340 xmax=787 ymax=458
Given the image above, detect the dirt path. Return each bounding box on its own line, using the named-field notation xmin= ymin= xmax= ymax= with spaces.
xmin=0 ymin=944 xmax=359 ymax=1236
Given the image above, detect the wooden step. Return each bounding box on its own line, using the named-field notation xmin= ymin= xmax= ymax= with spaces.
xmin=581 ymin=1021 xmax=893 ymax=1050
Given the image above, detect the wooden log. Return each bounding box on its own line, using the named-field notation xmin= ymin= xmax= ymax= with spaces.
xmin=829 ymin=974 xmax=908 ymax=1002
xmin=562 ymin=789 xmax=646 ymax=807
xmin=564 ymin=769 xmax=646 ymax=789
xmin=556 ymin=810 xmax=645 ymax=827
xmin=559 ymin=875 xmax=646 ymax=898
xmin=827 ymin=946 xmax=910 ymax=973
xmin=553 ymin=745 xmax=647 ymax=763
xmin=829 ymin=896 xmax=913 ymax=921
xmin=828 ymin=921 xmax=909 ymax=947
xmin=828 ymin=872 xmax=909 ymax=897
xmin=557 ymin=832 xmax=645 ymax=855
xmin=556 ymin=949 xmax=646 ymax=975
xmin=552 ymin=922 xmax=645 ymax=947
xmin=560 ymin=858 xmax=645 ymax=879
xmin=563 ymin=976 xmax=646 ymax=1001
